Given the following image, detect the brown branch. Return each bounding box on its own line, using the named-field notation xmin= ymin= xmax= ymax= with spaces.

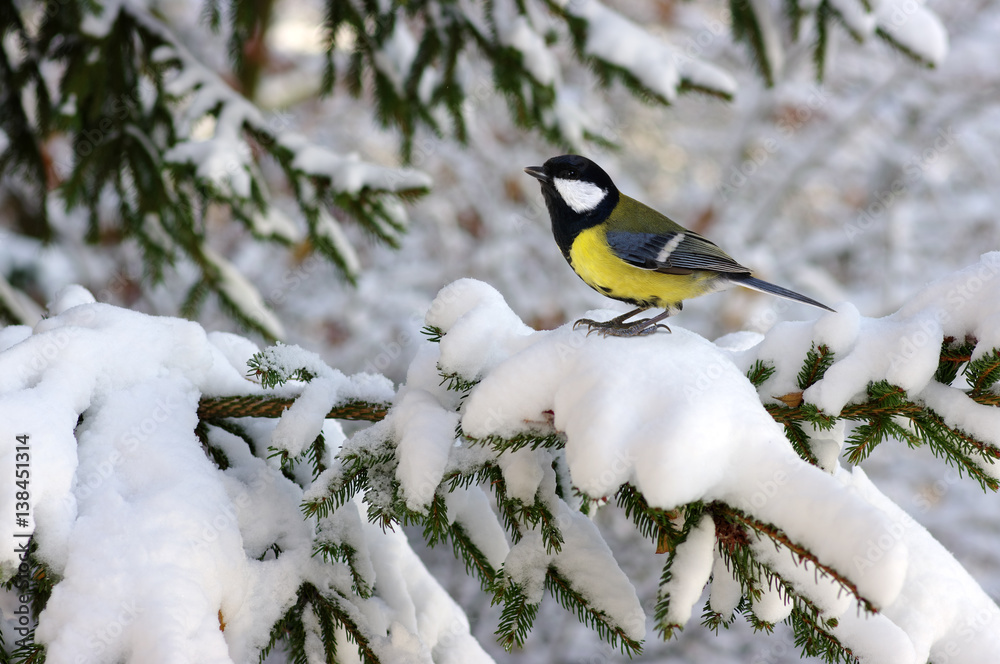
xmin=197 ymin=395 xmax=389 ymax=421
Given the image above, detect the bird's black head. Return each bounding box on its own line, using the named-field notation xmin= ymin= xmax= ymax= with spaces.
xmin=524 ymin=155 xmax=619 ymax=258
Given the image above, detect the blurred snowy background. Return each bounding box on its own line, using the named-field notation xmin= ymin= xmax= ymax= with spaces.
xmin=3 ymin=0 xmax=999 ymax=661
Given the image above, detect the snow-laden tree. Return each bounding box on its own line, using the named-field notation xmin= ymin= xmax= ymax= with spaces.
xmin=7 ymin=1 xmax=997 ymax=663
xmin=3 ymin=254 xmax=1000 ymax=663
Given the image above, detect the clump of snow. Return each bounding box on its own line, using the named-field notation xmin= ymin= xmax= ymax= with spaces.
xmin=444 ymin=485 xmax=510 ymax=570
xmin=831 ymin=466 xmax=1000 ymax=663
xmin=876 ymin=0 xmax=949 ymax=66
xmin=282 ymin=133 xmax=433 ymax=196
xmin=314 ymin=208 xmax=362 ymax=279
xmin=499 ymin=501 xmax=645 ymax=642
xmin=708 ymin=553 xmax=742 ymax=618
xmin=48 ymin=284 xmax=96 ymax=312
xmin=570 ymin=0 xmax=680 ymax=102
xmin=80 ymin=0 xmax=127 ymax=38
xmin=492 ymin=4 xmax=557 ymax=86
xmin=0 ymin=287 xmax=491 ymax=663
xmin=250 ymin=342 xmax=394 ymax=457
xmin=392 ymin=387 xmax=460 ymax=511
xmin=824 ymin=0 xmax=948 ymax=65
xmin=659 ymin=515 xmax=716 ymax=627
xmin=561 ymin=0 xmax=736 ymax=101
xmin=828 ymin=0 xmax=879 ymax=39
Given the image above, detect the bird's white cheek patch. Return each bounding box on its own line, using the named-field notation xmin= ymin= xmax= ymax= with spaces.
xmin=553 ymin=178 xmax=607 ymax=213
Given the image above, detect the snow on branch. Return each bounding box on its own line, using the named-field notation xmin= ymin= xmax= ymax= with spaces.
xmin=729 ymin=0 xmax=948 ymax=84
xmin=149 ymin=7 xmax=431 ymax=272
xmin=552 ymin=0 xmax=738 ymax=101
xmin=14 ymin=0 xmax=431 ymax=338
xmin=5 ymin=255 xmax=1000 ymax=662
xmin=405 ymin=255 xmax=1000 ymax=661
xmin=323 ymin=0 xmax=737 ymax=157
xmin=825 ymin=0 xmax=948 ymax=67
xmin=0 ymin=286 xmax=484 ymax=664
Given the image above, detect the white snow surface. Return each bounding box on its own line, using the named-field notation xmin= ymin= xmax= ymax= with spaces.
xmin=831 ymin=466 xmax=1000 ymax=664
xmin=0 ymin=288 xmax=491 ymax=664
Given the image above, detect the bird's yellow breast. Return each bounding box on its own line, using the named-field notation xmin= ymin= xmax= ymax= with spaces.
xmin=568 ymin=226 xmax=717 ymax=309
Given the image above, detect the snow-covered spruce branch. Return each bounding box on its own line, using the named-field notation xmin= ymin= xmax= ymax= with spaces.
xmin=766 ymin=376 xmax=1000 ymax=489
xmin=366 ymin=256 xmax=1000 ymax=662
xmin=318 ymin=0 xmax=948 ymax=158
xmin=5 ymin=256 xmax=1000 ymax=663
xmin=733 ymin=0 xmax=947 ymax=84
xmin=2 ymin=0 xmax=430 ymax=337
xmin=322 ymin=0 xmax=737 ymax=157
xmin=0 ymin=286 xmax=494 ymax=663
xmin=206 ymin=254 xmax=1000 ymax=660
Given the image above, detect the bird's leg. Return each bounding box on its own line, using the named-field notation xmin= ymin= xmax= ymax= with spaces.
xmin=573 ymin=308 xmax=672 ymax=337
xmin=573 ymin=307 xmax=644 ymax=334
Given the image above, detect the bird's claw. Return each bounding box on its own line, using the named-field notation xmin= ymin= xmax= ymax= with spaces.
xmin=573 ymin=317 xmax=672 ymax=338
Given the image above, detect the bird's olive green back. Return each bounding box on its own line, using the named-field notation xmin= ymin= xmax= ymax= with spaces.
xmin=604 ymin=194 xmax=739 ymax=268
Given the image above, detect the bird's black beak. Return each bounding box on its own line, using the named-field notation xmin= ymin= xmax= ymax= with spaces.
xmin=524 ymin=166 xmax=550 ymax=183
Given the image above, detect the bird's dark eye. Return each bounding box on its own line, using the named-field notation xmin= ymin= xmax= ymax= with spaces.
xmin=561 ymin=168 xmax=577 ymax=179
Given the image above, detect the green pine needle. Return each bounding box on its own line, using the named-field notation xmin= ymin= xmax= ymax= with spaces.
xmin=746 ymin=360 xmax=777 ymax=388
xmin=797 ymin=344 xmax=835 ymax=390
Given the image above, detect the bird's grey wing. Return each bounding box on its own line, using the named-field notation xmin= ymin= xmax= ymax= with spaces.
xmin=605 ymin=230 xmax=751 ymax=275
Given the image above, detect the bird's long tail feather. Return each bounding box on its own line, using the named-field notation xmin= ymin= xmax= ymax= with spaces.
xmin=729 ymin=275 xmax=835 ymax=312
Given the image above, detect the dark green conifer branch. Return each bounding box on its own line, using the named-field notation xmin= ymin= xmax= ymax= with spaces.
xmin=797 ymin=343 xmax=835 ymax=390
xmin=729 ymin=0 xmax=778 ymax=87
xmin=764 ymin=342 xmax=1000 ymax=491
xmin=492 ymin=578 xmax=539 ymax=651
xmin=545 ymin=567 xmax=643 ymax=656
xmin=1 ymin=539 xmax=53 ymax=664
xmin=259 ymin=582 xmax=378 ymax=664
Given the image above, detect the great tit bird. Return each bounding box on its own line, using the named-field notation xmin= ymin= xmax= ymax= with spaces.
xmin=524 ymin=154 xmax=834 ymax=337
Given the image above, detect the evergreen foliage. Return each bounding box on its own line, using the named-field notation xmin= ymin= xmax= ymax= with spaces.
xmin=12 ymin=329 xmax=971 ymax=664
